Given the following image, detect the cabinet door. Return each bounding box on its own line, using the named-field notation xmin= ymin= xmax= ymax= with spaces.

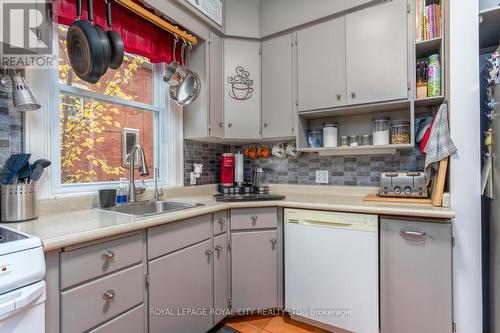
xmin=223 ymin=39 xmax=261 ymax=139
xmin=262 ymin=34 xmax=294 ymax=138
xmin=297 ymin=17 xmax=346 ymax=111
xmin=148 ymin=240 xmax=212 ymax=333
xmin=231 ymin=230 xmax=278 ymax=311
xmin=214 ymin=234 xmax=229 ymax=324
xmin=209 ymin=32 xmax=223 ymax=138
xmin=346 ymin=0 xmax=408 ymax=105
xmin=380 ymin=218 xmax=453 ymax=333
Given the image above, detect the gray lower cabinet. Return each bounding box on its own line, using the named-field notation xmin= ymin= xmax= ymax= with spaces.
xmin=380 ymin=217 xmax=453 ymax=333
xmin=230 ymin=229 xmax=279 ymax=312
xmin=148 ymin=239 xmax=213 ymax=333
xmin=214 ymin=233 xmax=229 ymax=324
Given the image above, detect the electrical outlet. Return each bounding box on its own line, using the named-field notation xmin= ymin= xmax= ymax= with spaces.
xmin=315 ymin=170 xmax=329 ymax=184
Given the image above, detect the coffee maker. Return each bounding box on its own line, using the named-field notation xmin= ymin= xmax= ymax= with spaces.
xmin=220 ymin=153 xmax=235 ymax=186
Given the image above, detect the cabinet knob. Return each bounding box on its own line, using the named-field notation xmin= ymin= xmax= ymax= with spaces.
xmin=205 ymin=249 xmax=213 ymax=256
xmin=215 ymin=245 xmax=223 ymax=254
xmin=270 ymin=239 xmax=277 ymax=248
xmin=228 ymin=122 xmax=233 ymax=128
xmin=218 ymin=122 xmax=223 ymax=128
xmin=103 ymin=290 xmax=115 ymax=301
xmin=251 ymin=215 xmax=258 ymax=225
xmin=103 ymin=250 xmax=115 ymax=260
xmin=263 ymin=122 xmax=268 ymax=128
xmin=336 ymin=94 xmax=341 ymax=101
xmin=351 ymin=91 xmax=356 ymax=98
xmin=218 ymin=218 xmax=226 ymax=225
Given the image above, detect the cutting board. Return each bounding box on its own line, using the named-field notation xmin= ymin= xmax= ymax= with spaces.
xmin=363 ymin=193 xmax=432 ymax=204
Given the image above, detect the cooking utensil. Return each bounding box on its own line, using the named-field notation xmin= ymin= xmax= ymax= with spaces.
xmin=169 ymin=42 xmax=201 ymax=106
xmin=67 ymin=0 xmax=106 ymax=84
xmin=163 ymin=37 xmax=187 ymax=87
xmin=105 ymin=0 xmax=124 ymax=70
xmin=32 ymin=159 xmax=52 ymax=169
xmin=29 ymin=164 xmax=45 ymax=183
xmin=1 ymin=154 xmax=31 ymax=185
xmin=11 ymin=75 xmax=41 ymax=111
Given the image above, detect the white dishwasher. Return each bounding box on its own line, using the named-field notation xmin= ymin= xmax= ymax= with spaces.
xmin=284 ymin=208 xmax=379 ymax=333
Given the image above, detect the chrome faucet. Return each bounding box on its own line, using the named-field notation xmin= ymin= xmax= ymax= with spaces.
xmin=128 ymin=144 xmax=149 ymax=203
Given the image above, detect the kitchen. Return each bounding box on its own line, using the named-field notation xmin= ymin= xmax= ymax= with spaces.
xmin=0 ymin=0 xmax=488 ymax=333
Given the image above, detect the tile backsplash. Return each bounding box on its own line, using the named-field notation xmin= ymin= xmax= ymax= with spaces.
xmin=0 ymin=91 xmax=24 ymax=169
xmin=184 ymin=140 xmax=424 ymax=187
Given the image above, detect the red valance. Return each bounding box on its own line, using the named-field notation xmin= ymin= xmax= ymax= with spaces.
xmin=56 ymin=0 xmax=182 ymax=63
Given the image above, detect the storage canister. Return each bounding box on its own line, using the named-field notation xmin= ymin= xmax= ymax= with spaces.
xmin=323 ymin=121 xmax=338 ymax=148
xmin=391 ymin=120 xmax=411 ymax=144
xmin=372 ymin=117 xmax=390 ymax=145
xmin=427 ymin=54 xmax=441 ymax=97
xmin=349 ymin=135 xmax=359 ymax=147
xmin=1 ymin=183 xmax=37 ymax=222
xmin=361 ymin=134 xmax=371 ymax=146
xmin=307 ymin=128 xmax=323 ymax=148
xmin=340 ymin=136 xmax=349 ymax=147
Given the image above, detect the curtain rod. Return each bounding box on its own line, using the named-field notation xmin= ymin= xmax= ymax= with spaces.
xmin=115 ymin=0 xmax=198 ymax=45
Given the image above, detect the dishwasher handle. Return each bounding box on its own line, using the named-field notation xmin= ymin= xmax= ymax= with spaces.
xmin=399 ymin=227 xmax=428 ymax=242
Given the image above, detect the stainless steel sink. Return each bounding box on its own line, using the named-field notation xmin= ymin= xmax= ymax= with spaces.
xmin=97 ymin=200 xmax=204 ymax=218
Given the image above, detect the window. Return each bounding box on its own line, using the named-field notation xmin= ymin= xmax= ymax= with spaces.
xmin=55 ymin=25 xmax=165 ymax=191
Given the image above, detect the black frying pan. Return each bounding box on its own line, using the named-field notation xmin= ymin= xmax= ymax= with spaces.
xmin=106 ymin=0 xmax=124 ymax=69
xmin=67 ymin=0 xmax=105 ymax=84
xmin=91 ymin=0 xmax=111 ymax=77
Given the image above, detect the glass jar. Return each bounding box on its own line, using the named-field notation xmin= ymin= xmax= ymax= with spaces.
xmin=349 ymin=135 xmax=359 ymax=147
xmin=391 ymin=120 xmax=411 ymax=144
xmin=372 ymin=117 xmax=390 ymax=145
xmin=427 ymin=54 xmax=441 ymax=97
xmin=361 ymin=134 xmax=371 ymax=146
xmin=340 ymin=136 xmax=349 ymax=147
xmin=323 ymin=121 xmax=338 ymax=148
xmin=307 ymin=128 xmax=323 ymax=147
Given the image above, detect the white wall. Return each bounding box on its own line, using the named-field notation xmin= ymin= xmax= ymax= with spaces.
xmin=259 ymin=0 xmax=373 ymax=37
xmin=225 ymin=0 xmax=260 ymax=38
xmin=448 ymin=1 xmax=483 ymax=332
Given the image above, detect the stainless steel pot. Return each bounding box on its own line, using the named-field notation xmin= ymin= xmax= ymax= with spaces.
xmin=169 ymin=41 xmax=201 ymax=106
xmin=163 ymin=37 xmax=187 ymax=87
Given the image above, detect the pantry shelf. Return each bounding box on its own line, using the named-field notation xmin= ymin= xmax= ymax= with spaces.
xmin=414 ymin=95 xmax=444 ymax=108
xmin=416 ymin=37 xmax=442 ymax=58
xmin=297 ymin=144 xmax=415 ymax=156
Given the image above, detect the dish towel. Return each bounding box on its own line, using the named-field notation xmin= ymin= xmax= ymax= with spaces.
xmin=424 ymin=103 xmax=457 ymax=183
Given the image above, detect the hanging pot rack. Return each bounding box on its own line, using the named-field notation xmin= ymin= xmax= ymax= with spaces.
xmin=114 ymin=0 xmax=198 ymax=45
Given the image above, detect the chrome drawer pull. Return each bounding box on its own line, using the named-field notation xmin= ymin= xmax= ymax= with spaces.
xmin=103 ymin=290 xmax=115 ymax=301
xmin=215 ymin=245 xmax=223 ymax=255
xmin=270 ymin=239 xmax=277 ymax=249
xmin=251 ymin=215 xmax=258 ymax=225
xmin=205 ymin=250 xmax=213 ymax=256
xmin=103 ymin=250 xmax=115 ymax=260
xmin=218 ymin=218 xmax=226 ymax=225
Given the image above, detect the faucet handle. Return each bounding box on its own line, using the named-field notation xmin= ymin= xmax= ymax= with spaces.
xmin=154 ymin=168 xmax=163 ymax=201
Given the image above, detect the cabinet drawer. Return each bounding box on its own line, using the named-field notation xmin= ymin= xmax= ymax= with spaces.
xmin=60 ymin=233 xmax=143 ymax=289
xmin=61 ymin=264 xmax=144 ymax=333
xmin=213 ymin=210 xmax=228 ymax=235
xmin=89 ymin=304 xmax=144 ymax=333
xmin=231 ymin=208 xmax=277 ymax=230
xmin=148 ymin=214 xmax=211 ymax=259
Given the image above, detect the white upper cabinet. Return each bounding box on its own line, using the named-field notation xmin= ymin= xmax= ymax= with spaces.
xmin=209 ymin=32 xmax=224 ymax=138
xmin=346 ymin=0 xmax=409 ymax=105
xmin=262 ymin=34 xmax=294 ymax=139
xmin=297 ymin=17 xmax=347 ymax=111
xmin=223 ymin=39 xmax=261 ymax=139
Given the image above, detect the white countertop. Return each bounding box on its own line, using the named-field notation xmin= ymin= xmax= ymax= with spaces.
xmin=1 ymin=185 xmax=455 ymax=252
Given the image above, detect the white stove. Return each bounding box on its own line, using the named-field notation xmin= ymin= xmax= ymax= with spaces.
xmin=0 ymin=226 xmax=46 ymax=333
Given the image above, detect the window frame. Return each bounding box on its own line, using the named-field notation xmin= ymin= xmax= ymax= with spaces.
xmin=24 ymin=23 xmax=184 ymax=198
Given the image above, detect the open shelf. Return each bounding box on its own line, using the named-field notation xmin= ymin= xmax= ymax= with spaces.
xmin=416 ymin=37 xmax=442 ymax=58
xmin=479 ymin=6 xmax=500 ymax=49
xmin=414 ymin=95 xmax=444 ymax=108
xmin=297 ymin=100 xmax=411 ymax=119
xmin=297 ymin=144 xmax=415 ymax=156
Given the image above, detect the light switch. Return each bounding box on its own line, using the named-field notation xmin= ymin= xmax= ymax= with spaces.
xmin=315 ymin=170 xmax=329 ymax=184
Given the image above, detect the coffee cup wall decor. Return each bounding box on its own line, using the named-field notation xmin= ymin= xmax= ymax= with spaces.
xmin=227 ymin=66 xmax=254 ymax=101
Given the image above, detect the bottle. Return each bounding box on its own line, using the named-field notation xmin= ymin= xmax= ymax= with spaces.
xmin=427 ymin=54 xmax=441 ymax=97
xmin=116 ymin=178 xmax=128 ymax=204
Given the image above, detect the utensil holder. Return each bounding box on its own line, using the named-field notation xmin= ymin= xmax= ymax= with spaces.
xmin=1 ymin=183 xmax=37 ymax=222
